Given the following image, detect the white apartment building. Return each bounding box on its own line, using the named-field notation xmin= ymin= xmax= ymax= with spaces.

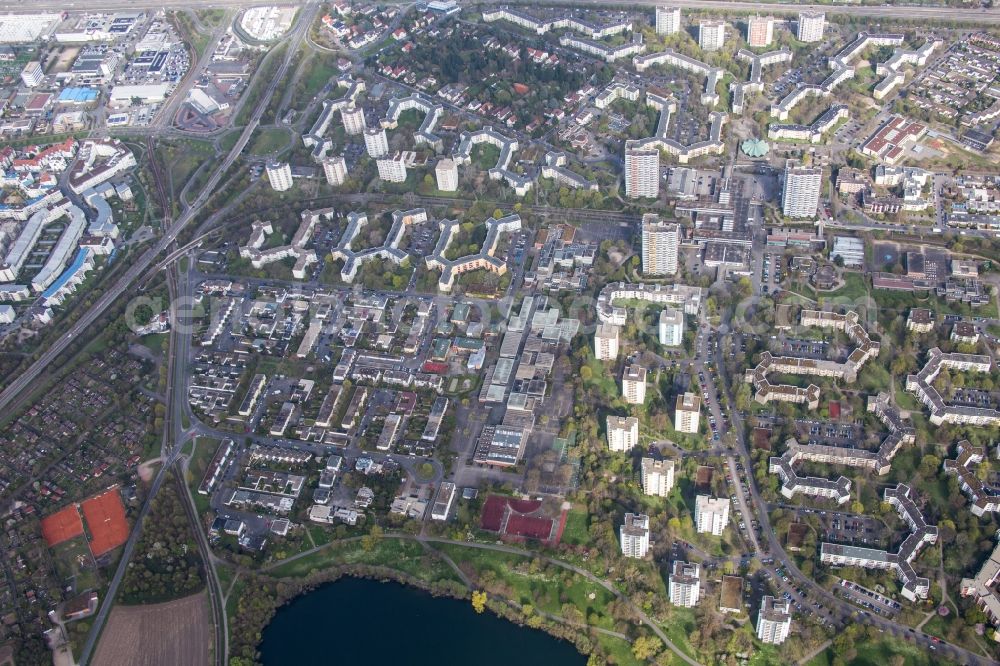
xmin=622 ymin=364 xmax=647 ymax=404
xmin=747 ymin=15 xmax=774 ymax=47
xmin=607 ymin=415 xmax=639 ymax=452
xmin=695 ymin=495 xmax=730 ymax=535
xmin=698 ymin=21 xmax=726 ymax=51
xmin=435 ymin=157 xmax=458 ymax=192
xmin=757 ymin=596 xmax=792 ymax=644
xmin=782 ymin=160 xmax=822 ymax=218
xmin=20 ymin=61 xmax=42 ymax=88
xmin=797 ymin=11 xmax=825 ymax=42
xmin=364 ymin=127 xmax=389 ymax=158
xmin=620 ymin=513 xmax=651 ymax=558
xmin=266 ymin=161 xmax=293 ymax=192
xmin=659 ymin=307 xmax=684 ymax=346
xmin=377 ymin=153 xmax=407 ymax=182
xmin=641 ymin=457 xmax=675 ymax=497
xmin=625 ymin=148 xmax=659 ymax=199
xmin=322 ymin=156 xmax=347 ymax=186
xmin=341 ymin=103 xmax=366 ymax=135
xmin=641 ymin=215 xmax=680 ymax=275
xmin=655 ymin=7 xmax=681 ymax=35
xmin=668 ymin=560 xmax=701 ymax=607
xmin=595 ymin=322 xmax=620 ymax=361
xmin=674 ymin=392 xmax=701 ymax=434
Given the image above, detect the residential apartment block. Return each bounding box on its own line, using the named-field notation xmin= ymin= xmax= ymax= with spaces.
xmin=641 ymin=457 xmax=675 ymax=497
xmin=620 ymin=513 xmax=650 ymax=558
xmin=695 ymin=495 xmax=729 ymax=535
xmin=668 ymin=560 xmax=701 ymax=607
xmin=607 ymin=415 xmax=639 ymax=452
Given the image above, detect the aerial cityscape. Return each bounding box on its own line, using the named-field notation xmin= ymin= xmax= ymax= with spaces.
xmin=0 ymin=1 xmax=997 ymax=665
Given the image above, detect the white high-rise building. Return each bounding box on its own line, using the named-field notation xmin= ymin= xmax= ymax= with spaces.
xmin=668 ymin=560 xmax=701 ymax=607
xmin=757 ymin=596 xmax=793 ymax=644
xmin=377 ymin=153 xmax=407 ymax=182
xmin=620 ymin=513 xmax=650 ymax=558
xmin=607 ymin=416 xmax=639 ymax=452
xmin=322 ymin=156 xmax=347 ymax=186
xmin=595 ymin=322 xmax=620 ymax=361
xmin=655 ymin=7 xmax=681 ymax=35
xmin=641 ymin=215 xmax=680 ymax=275
xmin=695 ymin=495 xmax=730 ymax=535
xmin=674 ymin=392 xmax=701 ymax=434
xmin=624 ymin=148 xmax=659 ymax=199
xmin=782 ymin=159 xmax=823 ymax=219
xmin=341 ymin=103 xmax=366 ymax=135
xmin=622 ymin=364 xmax=647 ymax=405
xmin=266 ymin=161 xmax=293 ymax=192
xmin=641 ymin=457 xmax=675 ymax=497
xmin=659 ymin=307 xmax=684 ymax=346
xmin=698 ymin=20 xmax=726 ymax=51
xmin=435 ymin=158 xmax=458 ymax=192
xmin=747 ymin=15 xmax=774 ymax=48
xmin=797 ymin=11 xmax=825 ymax=43
xmin=20 ymin=61 xmax=42 ymax=88
xmin=364 ymin=127 xmax=389 ymax=158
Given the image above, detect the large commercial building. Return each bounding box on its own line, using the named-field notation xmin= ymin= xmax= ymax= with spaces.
xmin=641 ymin=215 xmax=680 ymax=275
xmin=698 ymin=20 xmax=726 ymax=51
xmin=266 ymin=161 xmax=293 ymax=192
xmin=620 ymin=513 xmax=651 ymax=558
xmin=607 ymin=416 xmax=639 ymax=452
xmin=695 ymin=495 xmax=729 ymax=535
xmin=658 ymin=307 xmax=684 ymax=346
xmin=782 ymin=160 xmax=822 ymax=218
xmin=668 ymin=560 xmax=701 ymax=607
xmin=622 ymin=364 xmax=647 ymax=405
xmin=674 ymin=392 xmax=701 ymax=434
xmin=747 ymin=16 xmax=774 ymax=48
xmin=594 ymin=322 xmax=620 ymax=361
xmin=757 ymin=596 xmax=792 ymax=644
xmin=797 ymin=11 xmax=826 ymax=43
xmin=655 ymin=7 xmax=681 ymax=35
xmin=624 ymin=148 xmax=659 ymax=199
xmin=641 ymin=457 xmax=675 ymax=497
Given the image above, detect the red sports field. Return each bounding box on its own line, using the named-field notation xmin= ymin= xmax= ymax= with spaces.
xmin=480 ymin=495 xmax=563 ymax=545
xmin=40 ymin=505 xmax=84 ymax=547
xmin=81 ymin=489 xmax=129 ymax=557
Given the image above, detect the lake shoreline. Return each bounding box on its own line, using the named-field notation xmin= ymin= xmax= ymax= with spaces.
xmin=257 ymin=572 xmax=589 ymax=665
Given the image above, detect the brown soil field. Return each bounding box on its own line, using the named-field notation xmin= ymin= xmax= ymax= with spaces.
xmin=91 ymin=592 xmax=211 ymax=666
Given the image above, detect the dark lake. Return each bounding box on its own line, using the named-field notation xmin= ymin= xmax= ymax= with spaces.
xmin=260 ymin=577 xmax=588 ymax=665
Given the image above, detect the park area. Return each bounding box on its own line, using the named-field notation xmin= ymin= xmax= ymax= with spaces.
xmin=91 ymin=592 xmax=211 ymax=666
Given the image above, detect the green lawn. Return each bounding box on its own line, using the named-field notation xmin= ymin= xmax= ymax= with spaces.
xmin=561 ymin=508 xmax=589 ymax=546
xmin=435 ymin=543 xmax=619 ymax=632
xmin=805 ymin=637 xmax=932 ymax=666
xmin=247 ymin=127 xmax=290 ymax=155
xmin=269 ymin=538 xmax=460 ymax=585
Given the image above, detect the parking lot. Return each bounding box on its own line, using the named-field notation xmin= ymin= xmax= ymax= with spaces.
xmin=821 ymin=514 xmax=888 ymax=549
xmin=837 ymin=579 xmax=901 ymax=618
xmin=795 ymin=419 xmax=863 ymax=447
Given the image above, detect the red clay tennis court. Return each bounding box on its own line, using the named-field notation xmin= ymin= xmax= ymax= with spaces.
xmin=81 ymin=489 xmax=129 ymax=557
xmin=40 ymin=505 xmax=84 ymax=547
